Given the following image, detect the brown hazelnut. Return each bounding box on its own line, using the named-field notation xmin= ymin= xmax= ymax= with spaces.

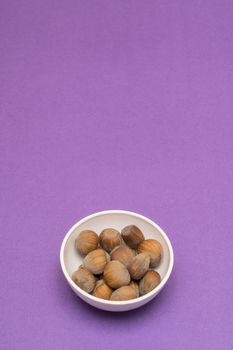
xmin=138 ymin=239 xmax=162 ymax=268
xmin=110 ymin=245 xmax=136 ymax=267
xmin=128 ymin=253 xmax=150 ymax=280
xmin=83 ymin=248 xmax=110 ymax=275
xmin=121 ymin=225 xmax=145 ymax=249
xmin=72 ymin=266 xmax=96 ymax=293
xmin=99 ymin=228 xmax=121 ymax=252
xmin=110 ymin=286 xmax=138 ymax=301
xmin=103 ymin=261 xmax=130 ymax=289
xmin=92 ymin=279 xmax=113 ymax=300
xmin=128 ymin=280 xmax=139 ymax=297
xmin=139 ymin=270 xmax=161 ymax=296
xmin=75 ymin=230 xmax=99 ymax=255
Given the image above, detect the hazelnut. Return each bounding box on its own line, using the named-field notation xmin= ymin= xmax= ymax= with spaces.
xmin=83 ymin=248 xmax=110 ymax=275
xmin=103 ymin=261 xmax=130 ymax=289
xmin=99 ymin=228 xmax=121 ymax=252
xmin=128 ymin=280 xmax=139 ymax=297
xmin=128 ymin=253 xmax=150 ymax=280
xmin=121 ymin=225 xmax=145 ymax=249
xmin=72 ymin=266 xmax=96 ymax=293
xmin=110 ymin=245 xmax=136 ymax=267
xmin=139 ymin=270 xmax=161 ymax=296
xmin=138 ymin=239 xmax=162 ymax=268
xmin=75 ymin=230 xmax=99 ymax=255
xmin=110 ymin=286 xmax=138 ymax=301
xmin=92 ymin=279 xmax=113 ymax=300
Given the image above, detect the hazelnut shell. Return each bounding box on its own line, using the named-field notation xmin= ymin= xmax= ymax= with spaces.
xmin=110 ymin=286 xmax=138 ymax=301
xmin=139 ymin=270 xmax=161 ymax=296
xmin=128 ymin=280 xmax=140 ymax=298
xmin=103 ymin=261 xmax=131 ymax=289
xmin=110 ymin=245 xmax=136 ymax=267
xmin=75 ymin=230 xmax=99 ymax=255
xmin=83 ymin=248 xmax=110 ymax=275
xmin=99 ymin=228 xmax=122 ymax=253
xmin=128 ymin=253 xmax=150 ymax=280
xmin=72 ymin=266 xmax=96 ymax=293
xmin=121 ymin=225 xmax=145 ymax=249
xmin=92 ymin=279 xmax=113 ymax=300
xmin=138 ymin=239 xmax=162 ymax=268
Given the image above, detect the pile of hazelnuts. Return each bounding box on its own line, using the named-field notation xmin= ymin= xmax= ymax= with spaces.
xmin=72 ymin=225 xmax=162 ymax=301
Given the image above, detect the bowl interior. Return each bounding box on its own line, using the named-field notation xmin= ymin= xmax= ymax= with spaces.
xmin=62 ymin=211 xmax=172 ymax=284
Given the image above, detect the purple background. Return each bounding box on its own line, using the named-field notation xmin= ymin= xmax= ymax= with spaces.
xmin=1 ymin=1 xmax=233 ymax=349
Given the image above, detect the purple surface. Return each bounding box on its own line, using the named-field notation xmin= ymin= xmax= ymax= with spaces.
xmin=1 ymin=1 xmax=233 ymax=349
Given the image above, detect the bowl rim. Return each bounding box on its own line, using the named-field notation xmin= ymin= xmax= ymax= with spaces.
xmin=60 ymin=210 xmax=174 ymax=306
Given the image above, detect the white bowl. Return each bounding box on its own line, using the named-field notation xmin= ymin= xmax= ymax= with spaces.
xmin=60 ymin=210 xmax=174 ymax=312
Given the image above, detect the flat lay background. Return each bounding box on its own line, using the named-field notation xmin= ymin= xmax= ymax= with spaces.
xmin=1 ymin=1 xmax=233 ymax=349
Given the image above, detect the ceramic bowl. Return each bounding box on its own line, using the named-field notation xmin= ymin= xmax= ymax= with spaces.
xmin=60 ymin=210 xmax=174 ymax=312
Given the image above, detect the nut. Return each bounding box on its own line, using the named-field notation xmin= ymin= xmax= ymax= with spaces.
xmin=72 ymin=224 xmax=165 ymax=302
xmin=110 ymin=286 xmax=138 ymax=301
xmin=72 ymin=266 xmax=96 ymax=293
xmin=83 ymin=248 xmax=110 ymax=275
xmin=110 ymin=245 xmax=136 ymax=267
xmin=99 ymin=228 xmax=121 ymax=252
xmin=92 ymin=279 xmax=113 ymax=300
xmin=128 ymin=280 xmax=139 ymax=297
xmin=139 ymin=270 xmax=161 ymax=296
xmin=75 ymin=230 xmax=99 ymax=255
xmin=138 ymin=239 xmax=162 ymax=267
xmin=103 ymin=261 xmax=130 ymax=289
xmin=128 ymin=253 xmax=150 ymax=280
xmin=121 ymin=225 xmax=145 ymax=249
